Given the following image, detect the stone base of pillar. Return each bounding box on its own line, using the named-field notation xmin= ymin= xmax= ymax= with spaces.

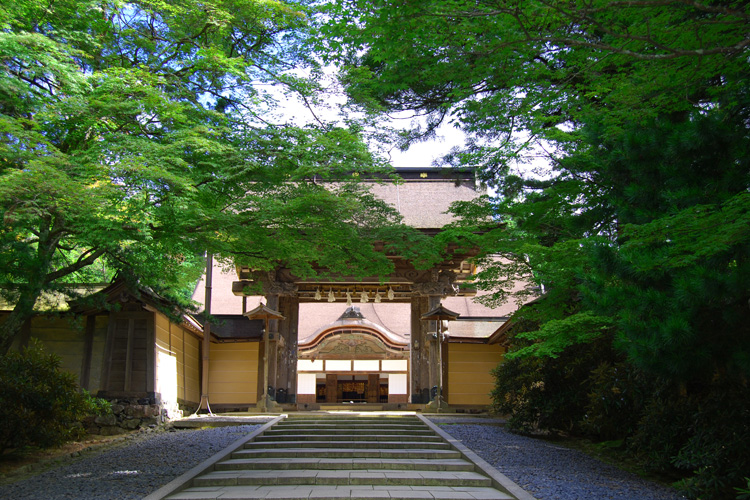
xmin=424 ymin=397 xmax=454 ymax=413
xmin=256 ymin=395 xmax=283 ymax=413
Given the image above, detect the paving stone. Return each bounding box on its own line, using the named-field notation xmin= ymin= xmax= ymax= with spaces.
xmin=263 ymin=488 xmax=314 ymax=499
xmin=314 ymin=470 xmax=353 ymax=485
xmin=350 ymin=471 xmax=387 ymax=484
xmin=212 ymin=486 xmax=269 ymax=499
xmin=350 ymin=491 xmax=392 ymax=499
xmin=164 ymin=492 xmax=222 ymax=500
xmin=308 ymin=487 xmax=350 ymax=498
xmin=467 ymin=490 xmax=515 ymax=499
xmin=430 ymin=492 xmax=475 ymax=499
xmin=386 ymin=491 xmax=433 ymax=499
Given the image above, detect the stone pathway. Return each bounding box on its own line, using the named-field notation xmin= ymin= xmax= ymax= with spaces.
xmin=146 ymin=414 xmax=530 ymax=499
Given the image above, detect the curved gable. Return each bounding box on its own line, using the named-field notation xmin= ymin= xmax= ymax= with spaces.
xmin=298 ymin=327 xmax=408 ymax=360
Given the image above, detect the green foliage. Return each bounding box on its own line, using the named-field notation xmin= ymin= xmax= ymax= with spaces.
xmin=629 ymin=380 xmax=750 ymax=500
xmin=495 ymin=335 xmax=750 ymax=499
xmin=736 ymin=478 xmax=750 ymax=500
xmin=318 ymin=0 xmax=750 ymax=380
xmin=0 ymin=340 xmax=110 ymax=454
xmin=586 ymin=190 xmax=750 ymax=381
xmin=318 ymin=0 xmax=748 ymax=172
xmin=320 ymin=2 xmax=750 ymax=499
xmin=491 ymin=322 xmax=620 ymax=435
xmin=0 ymin=0 xmax=437 ymax=352
xmin=579 ymin=361 xmax=647 ymax=442
xmin=511 ymin=311 xmax=614 ymax=359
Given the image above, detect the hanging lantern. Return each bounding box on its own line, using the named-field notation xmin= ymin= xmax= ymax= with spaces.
xmin=374 ymin=290 xmax=382 ymax=303
xmin=387 ymin=287 xmax=395 ymax=300
xmin=314 ymin=288 xmax=322 ymax=301
xmin=327 ymin=289 xmax=335 ymax=302
xmin=360 ymin=290 xmax=369 ymax=303
xmin=345 ymin=290 xmax=353 ymax=306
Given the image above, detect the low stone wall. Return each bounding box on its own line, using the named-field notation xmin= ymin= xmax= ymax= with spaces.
xmin=84 ymin=397 xmax=168 ymax=435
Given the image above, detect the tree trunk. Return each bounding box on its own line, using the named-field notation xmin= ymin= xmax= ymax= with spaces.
xmin=1 ymin=218 xmax=61 ymax=355
xmin=0 ymin=287 xmax=43 ymax=355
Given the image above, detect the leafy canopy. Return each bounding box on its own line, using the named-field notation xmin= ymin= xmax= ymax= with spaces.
xmin=316 ymin=0 xmax=750 ymax=380
xmin=0 ymin=0 xmax=440 ymax=353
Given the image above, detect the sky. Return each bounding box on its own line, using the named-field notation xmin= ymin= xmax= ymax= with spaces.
xmin=384 ymin=122 xmax=465 ymax=170
xmin=263 ymin=68 xmax=553 ymax=183
xmin=261 ymin=69 xmax=465 ymax=171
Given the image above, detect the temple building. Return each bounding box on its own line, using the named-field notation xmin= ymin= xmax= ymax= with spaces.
xmin=3 ymin=168 xmax=520 ymax=423
xmin=191 ymin=168 xmax=519 ymax=411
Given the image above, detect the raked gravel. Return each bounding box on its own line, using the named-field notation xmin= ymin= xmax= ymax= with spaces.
xmin=437 ymin=421 xmax=687 ymax=500
xmin=1 ymin=417 xmax=687 ymax=500
xmin=0 ymin=424 xmax=262 ymax=500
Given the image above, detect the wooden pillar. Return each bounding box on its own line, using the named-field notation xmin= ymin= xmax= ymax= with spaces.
xmin=199 ymin=253 xmax=213 ymax=412
xmin=410 ymin=296 xmax=421 ymax=403
xmin=260 ymin=273 xmax=298 ymax=406
xmin=256 ymin=339 xmax=265 ymax=402
xmin=265 ymin=293 xmax=279 ymax=400
xmin=410 ymin=295 xmax=432 ymax=404
xmin=426 ymin=294 xmax=441 ymax=397
xmin=367 ymin=373 xmax=380 ymax=403
xmin=412 ymin=273 xmax=453 ymax=405
xmin=276 ymin=295 xmax=299 ymax=404
xmin=325 ymin=374 xmax=337 ymax=403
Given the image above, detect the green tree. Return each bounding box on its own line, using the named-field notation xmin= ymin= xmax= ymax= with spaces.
xmin=0 ymin=0 xmax=435 ymax=353
xmin=317 ymin=0 xmax=750 ymax=376
xmin=317 ymin=4 xmax=750 ymax=496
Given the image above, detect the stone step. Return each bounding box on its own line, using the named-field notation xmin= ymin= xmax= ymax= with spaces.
xmin=254 ymin=433 xmax=441 ymax=442
xmin=215 ymin=457 xmax=476 ymax=472
xmin=281 ymin=416 xmax=421 ymax=421
xmin=271 ymin=427 xmax=429 ymax=434
xmin=264 ymin=425 xmax=434 ymax=435
xmin=232 ymin=447 xmax=463 ymax=460
xmin=193 ymin=469 xmax=493 ymax=488
xmin=280 ymin=417 xmax=421 ymax=421
xmin=276 ymin=420 xmax=423 ymax=427
xmin=244 ymin=440 xmax=450 ymax=450
xmin=166 ymin=485 xmax=515 ymax=499
xmin=157 ymin=415 xmax=523 ymax=500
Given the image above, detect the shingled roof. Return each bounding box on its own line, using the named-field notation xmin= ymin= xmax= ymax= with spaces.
xmin=366 ymin=174 xmax=479 ymax=228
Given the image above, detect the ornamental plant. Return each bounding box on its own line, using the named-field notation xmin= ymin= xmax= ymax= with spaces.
xmin=0 ymin=340 xmax=110 ymax=454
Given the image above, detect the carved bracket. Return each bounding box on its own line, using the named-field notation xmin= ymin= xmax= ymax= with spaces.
xmin=412 ymin=270 xmax=458 ymax=297
xmin=263 ymin=280 xmax=298 ymax=297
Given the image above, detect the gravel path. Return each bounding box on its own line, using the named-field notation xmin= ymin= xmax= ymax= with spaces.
xmin=0 ymin=418 xmax=687 ymax=500
xmin=0 ymin=424 xmax=261 ymax=500
xmin=438 ymin=422 xmax=687 ymax=500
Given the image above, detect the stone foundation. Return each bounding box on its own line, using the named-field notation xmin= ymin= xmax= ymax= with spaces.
xmin=84 ymin=396 xmax=168 ymax=435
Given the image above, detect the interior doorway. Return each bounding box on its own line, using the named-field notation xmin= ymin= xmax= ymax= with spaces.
xmin=315 ymin=374 xmax=386 ymax=403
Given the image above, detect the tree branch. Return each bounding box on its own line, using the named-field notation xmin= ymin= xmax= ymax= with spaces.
xmin=45 ymin=248 xmax=107 ymax=282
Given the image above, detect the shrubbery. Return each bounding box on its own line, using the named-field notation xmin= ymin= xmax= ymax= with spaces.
xmin=0 ymin=340 xmax=110 ymax=454
xmin=491 ymin=332 xmax=624 ymax=436
xmin=580 ymin=361 xmax=648 ymax=442
xmin=630 ymin=379 xmax=750 ymax=500
xmin=493 ymin=330 xmax=750 ymax=500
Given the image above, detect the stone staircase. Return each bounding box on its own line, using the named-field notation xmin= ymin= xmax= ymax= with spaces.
xmin=161 ymin=414 xmax=518 ymax=499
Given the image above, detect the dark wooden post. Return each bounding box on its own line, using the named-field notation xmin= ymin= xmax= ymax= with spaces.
xmin=325 ymin=374 xmax=337 ymax=403
xmin=367 ymin=373 xmax=380 ymax=403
